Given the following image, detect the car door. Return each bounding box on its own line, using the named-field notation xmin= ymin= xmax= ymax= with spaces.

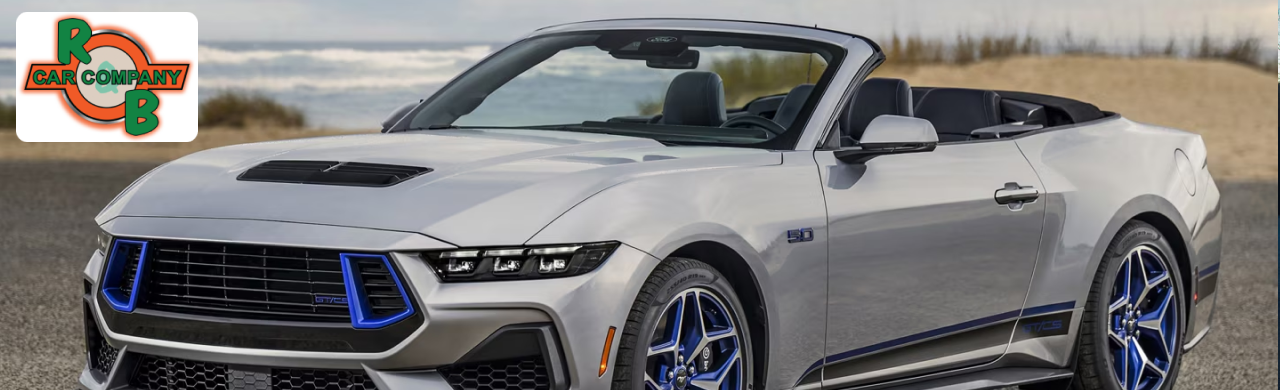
xmin=815 ymin=140 xmax=1045 ymax=387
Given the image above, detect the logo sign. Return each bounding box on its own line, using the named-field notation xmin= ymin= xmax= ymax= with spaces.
xmin=16 ymin=13 xmax=198 ymax=142
xmin=786 ymin=228 xmax=815 ymax=243
xmin=646 ymin=36 xmax=678 ymax=43
xmin=315 ymin=296 xmax=349 ymax=305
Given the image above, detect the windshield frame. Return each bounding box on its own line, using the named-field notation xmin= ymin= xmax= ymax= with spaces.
xmin=388 ymin=20 xmax=880 ymax=151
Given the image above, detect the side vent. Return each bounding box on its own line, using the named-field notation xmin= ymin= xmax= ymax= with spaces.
xmin=101 ymin=239 xmax=149 ymax=312
xmin=238 ymin=160 xmax=432 ymax=187
xmin=340 ymin=254 xmax=415 ymax=329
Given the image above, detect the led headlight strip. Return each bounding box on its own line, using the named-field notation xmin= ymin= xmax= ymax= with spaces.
xmin=424 ymin=242 xmax=619 ymax=282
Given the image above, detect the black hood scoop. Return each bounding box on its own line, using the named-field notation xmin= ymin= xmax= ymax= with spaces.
xmin=237 ymin=160 xmax=432 ymax=187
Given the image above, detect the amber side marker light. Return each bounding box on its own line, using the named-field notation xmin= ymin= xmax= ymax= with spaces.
xmin=599 ymin=326 xmax=617 ymax=377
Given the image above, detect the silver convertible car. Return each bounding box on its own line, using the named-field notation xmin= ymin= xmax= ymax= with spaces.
xmin=82 ymin=19 xmax=1221 ymax=390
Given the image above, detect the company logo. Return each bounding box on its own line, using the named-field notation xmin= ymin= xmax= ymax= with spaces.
xmin=24 ymin=18 xmax=188 ymax=135
xmin=16 ymin=12 xmax=197 ymax=142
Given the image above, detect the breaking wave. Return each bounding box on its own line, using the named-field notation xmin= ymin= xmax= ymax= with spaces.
xmin=197 ymin=45 xmax=492 ymax=70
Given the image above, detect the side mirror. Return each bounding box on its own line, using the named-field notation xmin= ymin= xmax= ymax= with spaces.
xmin=834 ymin=115 xmax=938 ymax=164
xmin=380 ymin=100 xmax=421 ymax=132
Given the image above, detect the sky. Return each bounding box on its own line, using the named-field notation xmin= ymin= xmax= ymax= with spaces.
xmin=0 ymin=0 xmax=1274 ymax=43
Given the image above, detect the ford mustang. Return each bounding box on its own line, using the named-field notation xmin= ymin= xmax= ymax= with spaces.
xmin=81 ymin=19 xmax=1222 ymax=390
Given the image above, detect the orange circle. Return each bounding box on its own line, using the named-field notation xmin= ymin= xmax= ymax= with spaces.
xmin=63 ymin=33 xmax=151 ymax=122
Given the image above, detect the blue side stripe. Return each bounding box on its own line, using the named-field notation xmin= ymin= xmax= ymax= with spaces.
xmin=1020 ymin=301 xmax=1077 ymax=317
xmin=824 ymin=309 xmax=1022 ymax=363
xmin=1198 ymin=263 xmax=1220 ymax=278
xmin=795 ymin=301 xmax=1076 ymax=385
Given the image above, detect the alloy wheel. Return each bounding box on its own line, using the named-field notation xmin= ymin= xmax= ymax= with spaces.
xmin=1107 ymin=245 xmax=1178 ymax=390
xmin=644 ymin=288 xmax=745 ymax=390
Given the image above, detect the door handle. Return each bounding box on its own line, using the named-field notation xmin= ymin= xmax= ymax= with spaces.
xmin=994 ymin=182 xmax=1040 ymax=205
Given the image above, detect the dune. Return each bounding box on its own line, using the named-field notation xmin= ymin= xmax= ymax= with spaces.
xmin=876 ymin=56 xmax=1278 ymax=181
xmin=1 ymin=56 xmax=1274 ymax=180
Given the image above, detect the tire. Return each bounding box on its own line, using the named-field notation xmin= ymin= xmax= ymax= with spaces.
xmin=1060 ymin=221 xmax=1187 ymax=390
xmin=610 ymin=257 xmax=754 ymax=390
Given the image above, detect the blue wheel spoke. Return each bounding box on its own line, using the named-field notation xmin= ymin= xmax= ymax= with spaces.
xmin=681 ymin=292 xmax=705 ymax=358
xmin=1126 ymin=338 xmax=1144 ymax=390
xmin=1137 ymin=292 xmax=1174 ymax=359
xmin=650 ymin=298 xmax=685 ymax=356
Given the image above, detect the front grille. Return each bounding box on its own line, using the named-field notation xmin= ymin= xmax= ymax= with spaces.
xmin=440 ymin=358 xmax=551 ymax=390
xmin=129 ymin=355 xmax=378 ymax=390
xmin=141 ymin=240 xmax=351 ymax=322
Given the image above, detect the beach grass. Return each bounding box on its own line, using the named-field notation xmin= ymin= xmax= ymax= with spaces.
xmin=198 ymin=91 xmax=307 ymax=129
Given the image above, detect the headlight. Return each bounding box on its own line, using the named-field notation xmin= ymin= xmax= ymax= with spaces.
xmin=97 ymin=230 xmax=114 ymax=256
xmin=424 ymin=242 xmax=619 ymax=282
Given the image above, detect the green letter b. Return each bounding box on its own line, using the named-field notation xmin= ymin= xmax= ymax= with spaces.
xmin=125 ymin=90 xmax=159 ymax=136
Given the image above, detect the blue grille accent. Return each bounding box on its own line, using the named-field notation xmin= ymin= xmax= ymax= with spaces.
xmin=340 ymin=254 xmax=415 ymax=329
xmin=101 ymin=239 xmax=149 ymax=312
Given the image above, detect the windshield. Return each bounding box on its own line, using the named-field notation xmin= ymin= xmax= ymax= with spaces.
xmin=402 ymin=30 xmax=843 ymax=148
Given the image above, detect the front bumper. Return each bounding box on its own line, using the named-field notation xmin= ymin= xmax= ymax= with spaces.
xmin=81 ymin=217 xmax=660 ymax=390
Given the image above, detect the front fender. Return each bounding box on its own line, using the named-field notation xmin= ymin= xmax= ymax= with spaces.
xmin=526 ymin=151 xmax=828 ymax=390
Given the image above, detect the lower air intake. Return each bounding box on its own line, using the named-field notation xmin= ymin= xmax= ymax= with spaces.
xmin=129 ymin=354 xmax=380 ymax=390
xmin=273 ymin=369 xmax=379 ymax=390
xmin=131 ymin=355 xmax=229 ymax=390
xmin=440 ymin=357 xmax=551 ymax=390
xmin=85 ymin=309 xmax=119 ymax=378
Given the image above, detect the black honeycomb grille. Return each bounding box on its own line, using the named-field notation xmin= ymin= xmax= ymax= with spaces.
xmin=272 ymin=369 xmax=378 ymax=390
xmin=128 ymin=355 xmax=378 ymax=390
xmin=85 ymin=314 xmax=118 ymax=377
xmin=131 ymin=355 xmax=229 ymax=390
xmin=440 ymin=358 xmax=550 ymax=390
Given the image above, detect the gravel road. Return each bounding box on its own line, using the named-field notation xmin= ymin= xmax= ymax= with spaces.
xmin=0 ymin=161 xmax=1274 ymax=389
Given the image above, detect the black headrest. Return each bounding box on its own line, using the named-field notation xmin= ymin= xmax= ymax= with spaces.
xmin=914 ymin=88 xmax=1002 ymax=141
xmin=661 ymin=71 xmax=727 ymax=126
xmin=842 ymin=78 xmax=913 ymax=140
xmin=772 ymin=84 xmax=815 ymax=129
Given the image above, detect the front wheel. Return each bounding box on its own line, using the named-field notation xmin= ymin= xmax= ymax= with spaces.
xmin=611 ymin=258 xmax=753 ymax=390
xmin=1066 ymin=222 xmax=1186 ymax=390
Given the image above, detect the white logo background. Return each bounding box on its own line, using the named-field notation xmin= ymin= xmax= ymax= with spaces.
xmin=15 ymin=12 xmax=199 ymax=142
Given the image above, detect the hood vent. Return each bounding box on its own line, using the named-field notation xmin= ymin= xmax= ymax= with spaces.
xmin=238 ymin=160 xmax=432 ymax=187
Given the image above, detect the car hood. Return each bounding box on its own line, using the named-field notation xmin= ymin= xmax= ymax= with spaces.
xmin=98 ymin=129 xmax=781 ymax=247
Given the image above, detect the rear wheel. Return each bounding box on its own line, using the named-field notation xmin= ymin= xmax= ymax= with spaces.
xmin=611 ymin=258 xmax=753 ymax=390
xmin=1062 ymin=222 xmax=1186 ymax=390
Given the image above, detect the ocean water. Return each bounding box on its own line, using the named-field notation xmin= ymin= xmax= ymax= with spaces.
xmin=2 ymin=41 xmax=687 ymax=129
xmin=200 ymin=41 xmax=496 ymax=129
xmin=1 ymin=42 xmax=502 ymax=129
